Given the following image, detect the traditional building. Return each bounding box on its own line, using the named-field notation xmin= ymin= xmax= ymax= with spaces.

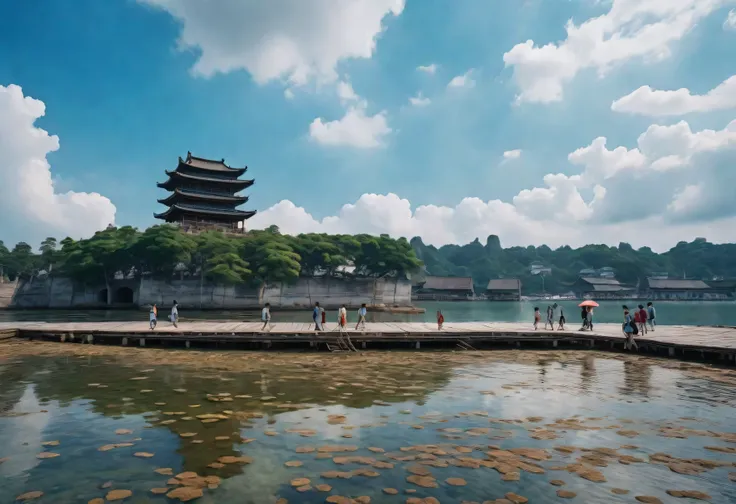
xmin=155 ymin=152 xmax=255 ymax=233
xmin=646 ymin=278 xmax=729 ymax=300
xmin=413 ymin=276 xmax=474 ymax=301
xmin=486 ymin=279 xmax=521 ymax=301
xmin=573 ymin=277 xmax=635 ymax=299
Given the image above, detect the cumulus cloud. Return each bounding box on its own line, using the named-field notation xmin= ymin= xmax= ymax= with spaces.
xmin=502 ymin=149 xmax=522 ymax=160
xmin=503 ymin=0 xmax=727 ymax=104
xmin=408 ymin=92 xmax=431 ymax=107
xmin=0 ymin=84 xmax=116 ymax=244
xmin=417 ymin=63 xmax=438 ymax=74
xmin=309 ymin=104 xmax=391 ymax=148
xmin=447 ymin=70 xmax=475 ymax=89
xmin=725 ymin=9 xmax=736 ymax=30
xmin=336 ymin=80 xmax=360 ymax=104
xmin=252 ymin=117 xmax=736 ymax=250
xmin=612 ymin=75 xmax=736 ymax=116
xmin=138 ymin=0 xmax=404 ymax=86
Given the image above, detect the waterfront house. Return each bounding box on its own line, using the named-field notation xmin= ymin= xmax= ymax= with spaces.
xmin=413 ymin=276 xmax=475 ymax=301
xmin=573 ymin=277 xmax=636 ymax=299
xmin=646 ymin=278 xmax=729 ymax=300
xmin=486 ymin=279 xmax=521 ymax=301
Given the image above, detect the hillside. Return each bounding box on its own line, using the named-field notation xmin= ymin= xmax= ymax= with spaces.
xmin=410 ymin=236 xmax=736 ymax=295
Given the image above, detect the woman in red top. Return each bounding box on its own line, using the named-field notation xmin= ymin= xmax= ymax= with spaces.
xmin=437 ymin=310 xmax=444 ymax=330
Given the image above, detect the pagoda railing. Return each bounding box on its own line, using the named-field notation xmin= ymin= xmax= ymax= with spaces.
xmin=177 ymin=187 xmax=244 ymax=198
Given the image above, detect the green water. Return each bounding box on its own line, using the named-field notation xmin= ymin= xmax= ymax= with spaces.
xmin=1 ymin=300 xmax=735 ymax=326
xmin=1 ymin=348 xmax=734 ymax=503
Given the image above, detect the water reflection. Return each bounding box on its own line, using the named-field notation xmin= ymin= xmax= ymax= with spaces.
xmin=1 ymin=345 xmax=735 ymax=503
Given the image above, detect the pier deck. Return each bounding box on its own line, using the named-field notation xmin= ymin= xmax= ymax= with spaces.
xmin=0 ymin=321 xmax=735 ymax=362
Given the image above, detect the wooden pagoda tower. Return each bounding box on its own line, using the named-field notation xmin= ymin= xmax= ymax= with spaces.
xmin=155 ymin=152 xmax=255 ymax=233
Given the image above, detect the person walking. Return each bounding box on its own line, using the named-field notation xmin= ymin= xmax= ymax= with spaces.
xmin=647 ymin=302 xmax=656 ymax=331
xmin=261 ymin=302 xmax=272 ymax=332
xmin=580 ymin=306 xmax=589 ymax=330
xmin=312 ymin=302 xmax=322 ymax=331
xmin=355 ymin=303 xmax=367 ymax=330
xmin=545 ymin=305 xmax=554 ymax=330
xmin=437 ymin=310 xmax=444 ymax=330
xmin=638 ymin=304 xmax=648 ymax=335
xmin=170 ymin=300 xmax=179 ymax=328
xmin=557 ymin=307 xmax=566 ymax=330
xmin=149 ymin=304 xmax=158 ymax=330
xmin=338 ymin=305 xmax=348 ymax=332
xmin=533 ymin=307 xmax=541 ymax=330
xmin=586 ymin=306 xmax=594 ymax=331
xmin=623 ymin=307 xmax=638 ymax=351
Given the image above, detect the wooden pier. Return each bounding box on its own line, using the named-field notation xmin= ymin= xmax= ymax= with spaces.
xmin=0 ymin=321 xmax=734 ymax=363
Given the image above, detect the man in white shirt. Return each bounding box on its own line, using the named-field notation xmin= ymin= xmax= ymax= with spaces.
xmin=261 ymin=303 xmax=271 ymax=331
xmin=170 ymin=300 xmax=179 ymax=328
xmin=355 ymin=303 xmax=367 ymax=330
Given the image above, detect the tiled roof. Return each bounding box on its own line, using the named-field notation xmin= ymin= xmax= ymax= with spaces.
xmin=580 ymin=277 xmax=622 ymax=285
xmin=422 ymin=276 xmax=474 ymax=291
xmin=486 ymin=279 xmax=521 ymax=291
xmin=181 ymin=152 xmax=246 ymax=173
xmin=647 ymin=278 xmax=710 ymax=289
xmin=591 ymin=284 xmax=632 ymax=292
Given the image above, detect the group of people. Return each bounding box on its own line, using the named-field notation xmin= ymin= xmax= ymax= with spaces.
xmin=148 ymin=300 xmax=178 ymax=330
xmin=307 ymin=302 xmax=368 ymax=332
xmin=533 ymin=303 xmax=567 ymax=330
xmin=622 ymin=302 xmax=656 ymax=350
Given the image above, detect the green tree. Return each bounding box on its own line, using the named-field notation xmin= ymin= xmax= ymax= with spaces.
xmin=131 ymin=225 xmax=197 ymax=278
xmin=196 ymin=231 xmax=251 ymax=285
xmin=39 ymin=237 xmax=58 ymax=271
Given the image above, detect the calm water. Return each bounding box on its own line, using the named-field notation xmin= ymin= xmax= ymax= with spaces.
xmin=1 ymin=300 xmax=735 ymax=326
xmin=1 ymin=344 xmax=735 ymax=503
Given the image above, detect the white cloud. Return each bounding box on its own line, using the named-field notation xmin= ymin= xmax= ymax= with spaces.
xmin=139 ymin=0 xmax=405 ymax=86
xmin=503 ymin=0 xmax=728 ymax=104
xmin=725 ymin=9 xmax=736 ymax=29
xmin=253 ymin=117 xmax=736 ymax=249
xmin=284 ymin=88 xmax=295 ymax=100
xmin=408 ymin=92 xmax=431 ymax=107
xmin=502 ymin=149 xmax=522 ymax=160
xmin=447 ymin=70 xmax=475 ymax=89
xmin=309 ymin=104 xmax=391 ymax=148
xmin=336 ymin=80 xmax=360 ymax=104
xmin=612 ymin=75 xmax=736 ymax=116
xmin=417 ymin=63 xmax=438 ymax=74
xmin=0 ymin=84 xmax=116 ymax=244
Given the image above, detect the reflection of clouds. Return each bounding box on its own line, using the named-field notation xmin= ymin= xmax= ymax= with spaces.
xmin=273 ymin=404 xmax=386 ymax=442
xmin=0 ymin=384 xmax=49 ymax=478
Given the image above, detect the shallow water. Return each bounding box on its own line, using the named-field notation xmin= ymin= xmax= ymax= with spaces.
xmin=2 ymin=299 xmax=736 ymax=326
xmin=1 ymin=344 xmax=735 ymax=503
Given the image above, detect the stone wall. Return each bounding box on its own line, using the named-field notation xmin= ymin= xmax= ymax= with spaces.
xmin=10 ymin=276 xmax=412 ymax=309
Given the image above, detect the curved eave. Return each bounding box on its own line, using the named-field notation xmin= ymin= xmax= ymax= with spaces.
xmin=154 ymin=205 xmax=256 ymax=221
xmin=157 ymin=189 xmax=249 ymax=206
xmin=177 ymin=160 xmax=247 ymax=176
xmin=162 ymin=170 xmax=254 ymax=187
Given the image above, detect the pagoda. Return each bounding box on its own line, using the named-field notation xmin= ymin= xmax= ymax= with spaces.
xmin=155 ymin=152 xmax=255 ymax=233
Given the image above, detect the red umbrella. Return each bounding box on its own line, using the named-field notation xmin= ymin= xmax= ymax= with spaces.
xmin=578 ymin=300 xmax=599 ymax=308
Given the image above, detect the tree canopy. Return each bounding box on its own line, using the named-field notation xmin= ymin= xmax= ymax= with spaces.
xmin=0 ymin=225 xmax=422 ymax=285
xmin=411 ymin=235 xmax=736 ymax=295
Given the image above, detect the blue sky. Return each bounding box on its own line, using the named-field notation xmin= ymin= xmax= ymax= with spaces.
xmin=1 ymin=0 xmax=735 ymax=250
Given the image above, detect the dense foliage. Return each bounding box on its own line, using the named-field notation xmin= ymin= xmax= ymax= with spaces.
xmin=0 ymin=226 xmax=423 ymax=292
xmin=411 ymin=235 xmax=736 ymax=295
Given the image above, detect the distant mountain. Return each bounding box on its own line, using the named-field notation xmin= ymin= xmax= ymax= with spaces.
xmin=410 ymin=236 xmax=736 ymax=295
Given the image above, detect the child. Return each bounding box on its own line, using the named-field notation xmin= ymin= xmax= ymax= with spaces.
xmin=437 ymin=310 xmax=444 ymax=330
xmin=355 ymin=303 xmax=367 ymax=330
xmin=637 ymin=304 xmax=648 ymax=335
xmin=170 ymin=300 xmax=179 ymax=328
xmin=533 ymin=307 xmax=541 ymax=330
xmin=557 ymin=308 xmax=565 ymax=330
xmin=149 ymin=304 xmax=158 ymax=330
xmin=647 ymin=302 xmax=656 ymax=331
xmin=261 ymin=303 xmax=271 ymax=331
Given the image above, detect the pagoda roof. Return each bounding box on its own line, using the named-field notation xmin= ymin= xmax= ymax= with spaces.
xmin=178 ymin=151 xmax=247 ymax=174
xmin=157 ymin=188 xmax=248 ymax=206
xmin=157 ymin=170 xmax=254 ymax=189
xmin=154 ymin=204 xmax=256 ymax=222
